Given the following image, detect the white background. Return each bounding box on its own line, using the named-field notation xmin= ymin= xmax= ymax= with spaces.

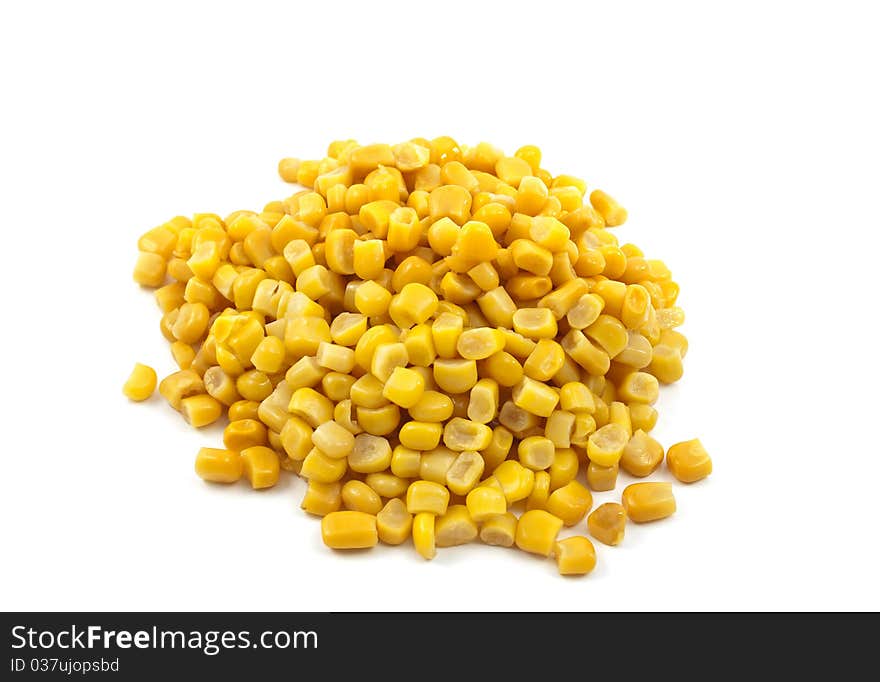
xmin=1 ymin=0 xmax=878 ymax=612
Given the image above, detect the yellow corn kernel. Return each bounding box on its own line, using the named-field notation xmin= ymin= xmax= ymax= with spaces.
xmin=347 ymin=433 xmax=392 ymax=474
xmin=465 ymin=378 xmax=497 ymax=424
xmin=195 ymin=447 xmax=243 ymax=483
xmin=313 ymin=342 xmax=354 ymax=375
xmin=181 ymin=394 xmax=223 ymax=427
xmin=301 ymin=446 xmax=348 ymax=483
xmin=523 ymin=339 xmax=565 ymax=382
xmin=399 ymin=326 xmax=434 ymax=371
xmin=341 ymin=480 xmax=383 ymax=515
xmin=352 ymin=280 xmax=390 ymax=318
xmin=452 ymin=220 xmax=498 ymax=263
xmin=310 ymin=421 xmax=356 ymax=459
xmin=301 ymin=480 xmax=342 ymax=516
xmin=382 ymin=367 xmax=426 ymax=409
xmin=159 ymin=369 xmax=205 ymax=410
xmin=241 ymin=445 xmax=280 ymax=490
xmin=625 ymin=405 xmax=655 ymax=434
xmin=455 ymin=327 xmax=504 ymax=361
xmin=619 ymin=284 xmax=650 ymax=329
xmin=648 ymin=344 xmax=684 ymax=384
xmin=399 ymin=421 xmax=443 ymax=451
xmin=321 ymin=510 xmax=378 ymax=550
xmin=512 ymin=307 xmax=558 ymax=340
xmin=393 ymin=141 xmax=430 ymax=171
xmin=584 ymin=461 xmax=617 ymax=492
xmin=465 ymin=485 xmax=507 ymax=522
xmin=412 ymin=512 xmax=437 ymax=560
xmin=285 ymin=356 xmax=327 ymax=391
xmin=512 ymin=175 xmax=547 ymax=215
xmin=659 ymin=328 xmax=689 ymax=357
xmin=356 ymin=403 xmax=400 ymax=436
xmin=479 ymin=512 xmax=517 ymax=547
xmin=608 ymin=401 xmax=632 ymax=438
xmin=248 ymin=335 xmax=285 ymax=375
xmin=656 ymin=306 xmax=686 ymax=330
xmin=515 ymin=509 xmax=564 ymax=557
xmin=282 ymin=239 xmax=316 ymax=277
xmin=476 ymin=286 xmax=516 ymax=328
xmin=544 ymin=447 xmax=576 ymax=491
xmin=406 ymin=480 xmax=450 ymax=516
xmin=329 ymin=313 xmax=367 ymax=348
xmin=133 ymin=251 xmax=166 ymax=287
xmin=554 ymin=536 xmax=597 ymax=576
xmin=666 ymin=438 xmax=712 ymax=483
xmin=408 ymin=390 xmax=454 ymax=423
xmin=223 ymin=419 xmax=268 ymax=452
xmin=123 ymin=363 xmax=157 ymax=401
xmin=566 ymin=293 xmax=604 ymax=330
xmin=288 ymin=387 xmax=333 ymax=428
xmin=622 ymin=482 xmax=676 ymax=523
xmin=584 ymin=314 xmax=628 ymax=358
xmin=529 ymin=216 xmax=570 ymax=253
xmin=478 ymin=352 xmax=521 ymax=390
xmin=349 ymin=374 xmax=388 ymax=409
xmin=435 ymin=505 xmax=478 ymax=547
xmin=376 ymin=498 xmax=413 ymax=545
xmin=349 ymin=143 xmax=395 ymax=178
xmin=426 ymin=216 xmax=459 ymax=256
xmin=390 ymin=445 xmax=421 ymax=479
xmin=509 ymin=239 xmax=553 ymax=276
xmin=517 ymin=436 xmax=555 ymax=471
xmin=363 ymin=473 xmax=407 ymax=500
xmin=546 ymin=480 xmax=593 ymax=526
xmin=543 ymin=410 xmax=574 ymax=448
xmin=616 ymin=331 xmax=653 ymax=369
xmin=617 ymin=371 xmax=660 ymax=405
xmin=506 ymin=274 xmax=552 ymax=300
xmin=445 ymin=451 xmax=485 ymax=496
xmin=228 ymin=399 xmax=260 ymax=422
xmin=619 ymin=429 xmax=664 ymax=477
xmin=257 ymin=380 xmax=293 ymax=433
xmin=481 ymin=425 xmax=513 ymax=472
xmin=203 ymin=366 xmax=240 ymax=406
xmin=429 ymin=184 xmax=471 ymax=225
xmin=155 ymin=282 xmax=186 ymax=313
xmin=587 ymin=423 xmax=629 ymax=467
xmin=285 ymin=316 xmax=332 ymax=358
xmin=433 ymin=358 xmax=478 ymax=394
xmin=171 ymin=302 xmax=210 ymax=345
xmin=561 ymin=329 xmax=610 ymax=376
xmin=522 ymin=471 xmax=549 ymax=512
xmin=558 ymin=382 xmax=595 ymax=414
xmin=493 ymin=460 xmax=536 ymax=504
xmin=428 ymin=313 xmax=461 ymax=359
xmin=589 ymin=189 xmax=627 ymax=227
xmin=418 ymin=446 xmax=455 ymax=484
xmin=587 ymin=502 xmax=626 ymax=546
xmin=443 ymin=418 xmax=492 ymax=451
xmin=278 ymin=157 xmax=301 ymax=182
xmin=512 ymin=377 xmax=559 ymax=418
xmin=370 ymin=342 xmax=407 ymax=383
xmin=497 ymin=400 xmax=539 ymax=437
xmin=389 ymin=282 xmax=439 ymax=329
xmin=466 ymin=262 xmax=500 ymax=292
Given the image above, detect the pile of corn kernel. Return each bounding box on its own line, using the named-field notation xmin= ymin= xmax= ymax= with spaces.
xmin=124 ymin=137 xmax=712 ymax=576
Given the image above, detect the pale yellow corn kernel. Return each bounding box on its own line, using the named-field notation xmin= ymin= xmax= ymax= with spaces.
xmin=585 ymin=314 xmax=628 ymax=357
xmin=159 ymin=369 xmax=205 ymax=410
xmin=561 ymin=329 xmax=610 ymax=376
xmin=622 ymin=482 xmax=676 ymax=523
xmin=455 ymin=327 xmax=504 ymax=361
xmin=443 ymin=418 xmax=492 ymax=451
xmin=389 ymin=282 xmax=439 ymax=329
xmin=551 ymin=185 xmax=583 ymax=212
xmin=418 ymin=446 xmax=456 ymax=484
xmin=278 ymin=157 xmax=301 ymax=183
xmin=223 ymin=418 xmax=268 ymax=452
xmin=554 ymin=536 xmax=597 ymax=576
xmin=667 ymin=438 xmax=712 ymax=483
xmin=368 ymin=342 xmax=406 ymax=383
xmin=479 ymin=512 xmax=517 ymax=547
xmin=398 ymin=421 xmax=443 ymax=451
xmin=139 ymin=224 xmax=178 ymax=260
xmin=515 ymin=509 xmax=564 ymax=557
xmin=656 ymin=306 xmax=686 ymax=330
xmin=241 ymin=446 xmax=280 ymax=490
xmin=544 ymin=410 xmax=575 ymax=448
xmin=376 ymin=498 xmax=413 ymax=545
xmin=616 ymin=331 xmax=653 ymax=369
xmin=648 ymin=344 xmax=684 ymax=384
xmin=408 ymin=390 xmax=454 ymax=423
xmin=467 ymin=261 xmax=500 ymax=292
xmin=491 ymin=155 xmax=530 ymax=187
xmin=401 ymin=324 xmax=435 ymax=369
xmin=133 ymin=251 xmax=166 ymax=287
xmin=512 ymin=307 xmax=558 ymax=340
xmin=542 ymin=448 xmax=576 ymax=491
xmin=446 ymin=451 xmax=485 ymax=496
xmin=509 ymin=238 xmax=553 ymax=276
xmin=406 ymin=480 xmax=450 ymax=516
xmin=451 ymin=220 xmax=499 ymax=264
xmin=659 ymin=329 xmax=689 ymax=357
xmin=620 ymin=284 xmax=651 ymax=329
xmin=497 ymin=400 xmax=539 ymax=437
xmin=362 ymin=472 xmax=407 ymax=499
xmin=229 ymin=399 xmax=260 ymax=422
xmin=587 ymin=502 xmax=626 ymax=546
xmin=392 ymin=254 xmax=433 ymax=291
xmin=282 ymin=290 xmax=325 ymax=318
xmin=171 ymin=302 xmax=210 ymax=344
xmin=382 ymin=367 xmax=425 ymax=408
xmin=608 ymin=401 xmax=632 ymax=438
xmin=433 ymin=358 xmax=478 ymax=394
xmin=333 ymin=399 xmax=362 ymax=436
xmin=618 ymin=430 xmax=663 ymax=479
xmin=466 ymin=378 xmax=498 ymax=424
xmin=390 ymin=445 xmax=421 ymax=479
xmin=166 ymin=256 xmax=193 ymax=282
xmin=180 ymin=394 xmax=223 ymax=428
xmin=315 ymin=341 xmax=355 ymax=374
xmin=624 ymin=405 xmax=655 ymax=435
xmin=341 ymin=480 xmax=383 ymax=515
xmin=493 ymin=460 xmax=536 ymax=504
xmin=195 ymin=447 xmax=243 ymax=483
xmin=465 ymin=485 xmax=507 ymax=522
xmin=431 ymin=313 xmax=463 ymax=359
xmin=512 ymin=377 xmax=559 ymax=418
xmin=329 ymin=312 xmax=367 ymax=348
xmin=285 ymin=356 xmax=327 ymax=390
xmin=322 ymin=228 xmax=356 ymax=275
xmin=435 ymin=505 xmax=478 ymax=547
xmin=428 ymin=184 xmax=472 ymax=225
xmin=356 ymin=403 xmax=400 ymax=436
xmin=385 ymin=207 xmax=421 ymax=253
xmin=582 ymin=458 xmax=616 ymax=490
xmin=123 ymin=363 xmax=157 ymax=401
xmin=546 ymin=480 xmax=593 ymax=526
xmin=310 ymin=421 xmax=356 ymax=460
xmin=301 ymin=445 xmax=349 ymax=482
xmin=513 ymin=436 xmax=552 ymax=471
xmin=288 ymin=387 xmax=334 ymax=428
xmin=412 ymin=512 xmax=437 ymax=560
xmin=558 ymin=382 xmax=595 ymax=414
xmin=587 ymin=423 xmax=629 ymax=467
xmin=186 ymin=240 xmax=222 ymax=280
xmin=350 ymin=374 xmax=389 ymax=408
xmin=155 ymin=282 xmax=186 ymax=313
xmin=301 ymin=480 xmax=342 ymax=516
xmin=203 ymin=366 xmax=240 ymax=406
xmin=321 ymin=510 xmax=378 ymax=550
xmin=617 ymin=371 xmax=660 ymax=405
xmin=476 ymin=286 xmax=516 ymax=328
xmin=515 ymin=175 xmax=549 ymax=215
xmin=295 ymin=263 xmax=333 ymax=301
xmin=566 ymin=293 xmax=605 ymax=329
xmin=439 ymin=271 xmax=481 ymax=304
xmin=529 ymin=216 xmax=570 ymax=253
xmin=249 ymin=336 xmax=285 ymax=374
xmin=348 ymin=433 xmax=392 ymax=474
xmin=589 ymin=189 xmax=627 ymax=227
xmin=481 ymin=425 xmax=513 ymax=473
xmin=523 ymin=339 xmax=565 ymax=382
xmin=538 ymin=279 xmax=588 ymax=322
xmin=256 ymin=380 xmax=292 ymax=433
xmin=480 ymin=351 xmax=524 ymax=388
xmin=285 ymin=316 xmax=332 ymax=358
xmin=392 ymin=141 xmax=430 ymax=171
xmin=439 ymin=160 xmax=478 ymax=192
xmin=282 ymin=239 xmax=316 ymax=276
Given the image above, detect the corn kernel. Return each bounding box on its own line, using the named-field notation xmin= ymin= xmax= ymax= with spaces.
xmin=588 ymin=502 xmax=626 ymax=546
xmin=515 ymin=509 xmax=564 ymax=557
xmin=546 ymin=480 xmax=592 ymax=526
xmin=195 ymin=447 xmax=243 ymax=483
xmin=406 ymin=480 xmax=450 ymax=516
xmin=554 ymin=536 xmax=597 ymax=576
xmin=321 ymin=511 xmax=378 ymax=550
xmin=342 ymin=480 xmax=383 ymax=515
xmin=517 ymin=436 xmax=555 ymax=471
xmin=377 ymin=498 xmax=413 ymax=545
xmin=457 ymin=327 xmax=505 ymax=360
xmin=443 ymin=418 xmax=492 ymax=451
xmin=493 ymin=460 xmax=535 ymax=504
xmin=223 ymin=419 xmax=268 ymax=452
xmin=617 ymin=371 xmax=660 ymax=405
xmin=181 ymin=394 xmax=223 ymax=427
xmin=399 ymin=421 xmax=443 ymax=451
xmin=242 ymin=445 xmax=280 ymax=489
xmin=123 ymin=363 xmax=157 ymax=401
xmin=512 ymin=376 xmax=559 ymax=417
xmin=587 ymin=423 xmax=629 ymax=467
xmin=666 ymin=438 xmax=712 ymax=483
xmin=412 ymin=512 xmax=436 ymax=560
xmin=301 ymin=480 xmax=342 ymax=516
xmin=513 ymin=307 xmax=558 ymax=340
xmin=349 ymin=434 xmax=392 ymax=474
xmin=622 ymin=482 xmax=676 ymax=523
xmin=382 ymin=366 xmax=426 ymax=408
xmin=648 ymin=344 xmax=684 ymax=384
xmin=479 ymin=512 xmax=518 ymax=547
